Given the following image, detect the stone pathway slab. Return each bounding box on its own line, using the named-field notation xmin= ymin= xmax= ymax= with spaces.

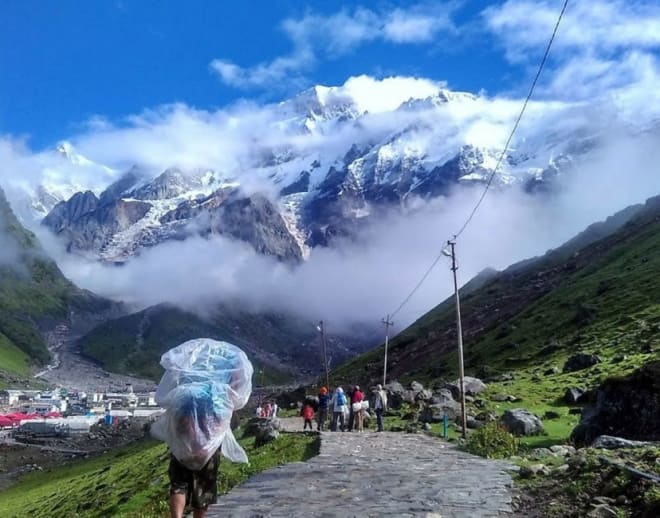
xmin=209 ymin=428 xmax=513 ymax=517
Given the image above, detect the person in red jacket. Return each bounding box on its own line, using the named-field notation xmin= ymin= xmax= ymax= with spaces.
xmin=351 ymin=385 xmax=365 ymax=432
xmin=301 ymin=403 xmax=314 ymax=431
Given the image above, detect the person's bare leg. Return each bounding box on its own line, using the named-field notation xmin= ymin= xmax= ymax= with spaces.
xmin=193 ymin=506 xmax=209 ymax=518
xmin=169 ymin=493 xmax=186 ymax=518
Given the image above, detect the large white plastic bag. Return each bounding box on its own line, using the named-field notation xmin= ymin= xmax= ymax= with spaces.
xmin=151 ymin=339 xmax=253 ymax=470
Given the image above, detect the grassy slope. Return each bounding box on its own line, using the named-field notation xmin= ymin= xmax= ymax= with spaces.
xmin=0 ymin=432 xmax=319 ymax=518
xmin=78 ymin=304 xmax=293 ymax=384
xmin=0 ymin=189 xmax=114 ymax=382
xmin=333 ymin=196 xmax=660 ymax=447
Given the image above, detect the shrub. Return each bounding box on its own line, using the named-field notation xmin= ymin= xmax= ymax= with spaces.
xmin=464 ymin=422 xmax=518 ymax=459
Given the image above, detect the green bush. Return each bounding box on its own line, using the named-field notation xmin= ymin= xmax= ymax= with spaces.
xmin=464 ymin=422 xmax=518 ymax=459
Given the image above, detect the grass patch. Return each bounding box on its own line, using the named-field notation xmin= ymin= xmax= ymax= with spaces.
xmin=0 ymin=432 xmax=319 ymax=518
xmin=0 ymin=332 xmax=31 ymax=377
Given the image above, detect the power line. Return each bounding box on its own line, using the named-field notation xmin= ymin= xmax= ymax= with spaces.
xmin=454 ymin=0 xmax=569 ymax=240
xmin=386 ymin=0 xmax=568 ymax=320
xmin=389 ymin=251 xmax=444 ymax=319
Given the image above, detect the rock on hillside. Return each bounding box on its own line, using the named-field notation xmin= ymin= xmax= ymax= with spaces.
xmin=571 ymin=361 xmax=660 ymax=446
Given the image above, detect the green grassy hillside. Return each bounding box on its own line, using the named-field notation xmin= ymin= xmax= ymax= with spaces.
xmin=0 ymin=188 xmax=114 ymax=383
xmin=79 ymin=304 xmax=296 ymax=384
xmin=0 ymin=432 xmax=319 ymax=518
xmin=334 ymin=195 xmax=660 ymax=387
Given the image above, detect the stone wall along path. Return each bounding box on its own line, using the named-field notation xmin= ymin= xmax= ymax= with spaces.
xmin=209 ymin=422 xmax=513 ymax=517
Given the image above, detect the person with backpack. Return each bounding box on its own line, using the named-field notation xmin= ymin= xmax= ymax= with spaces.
xmin=317 ymin=387 xmax=330 ymax=431
xmin=301 ymin=402 xmax=314 ymax=431
xmin=351 ymin=385 xmax=365 ymax=432
xmin=331 ymin=387 xmax=347 ymax=432
xmin=373 ymin=384 xmax=388 ymax=432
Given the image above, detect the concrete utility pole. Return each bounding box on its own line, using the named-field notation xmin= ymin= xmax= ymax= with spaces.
xmin=318 ymin=320 xmax=330 ymax=389
xmin=446 ymin=239 xmax=468 ymax=439
xmin=381 ymin=315 xmax=393 ymax=387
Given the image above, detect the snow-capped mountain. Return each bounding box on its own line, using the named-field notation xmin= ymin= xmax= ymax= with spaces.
xmin=8 ymin=141 xmax=117 ymax=221
xmin=27 ymin=79 xmax=642 ymax=263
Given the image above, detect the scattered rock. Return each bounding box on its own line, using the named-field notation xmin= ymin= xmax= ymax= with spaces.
xmin=500 ymin=408 xmax=544 ymax=436
xmin=568 ymin=408 xmax=583 ymax=415
xmin=445 ymin=377 xmax=487 ymax=399
xmin=531 ymin=447 xmax=552 ymax=458
xmin=539 ymin=344 xmax=561 ymax=356
xmin=410 ymin=381 xmax=424 ymax=393
xmin=475 ymin=411 xmax=497 ymax=423
xmin=612 ymin=354 xmax=627 ymax=363
xmin=543 ymin=410 xmax=562 ymax=420
xmin=587 ymin=503 xmax=618 ymax=518
xmin=549 ymin=445 xmax=576 ymax=457
xmin=491 ymin=394 xmax=510 ymax=402
xmin=591 ymin=435 xmax=655 ymax=449
xmin=415 ymin=389 xmax=434 ymax=402
xmin=563 ymin=387 xmax=587 ymax=404
xmin=552 ymin=464 xmax=570 ymax=475
xmin=466 ymin=417 xmax=483 ymax=429
xmin=563 ymin=353 xmax=601 ymax=373
xmin=518 ymin=463 xmax=549 ymax=478
xmin=419 ymin=399 xmax=461 ymax=423
xmin=544 ymin=366 xmax=561 ymax=376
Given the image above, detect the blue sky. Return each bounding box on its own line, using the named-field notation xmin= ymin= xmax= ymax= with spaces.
xmin=1 ymin=0 xmax=527 ymax=149
xmin=1 ymin=0 xmax=659 ymax=151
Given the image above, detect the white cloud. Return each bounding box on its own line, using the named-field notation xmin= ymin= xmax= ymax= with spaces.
xmin=384 ymin=8 xmax=453 ymax=43
xmin=2 ymin=68 xmax=660 ymax=334
xmin=483 ymin=0 xmax=660 ymax=102
xmin=210 ymin=4 xmax=457 ymax=89
xmin=484 ymin=0 xmax=660 ymax=59
xmin=41 ymin=130 xmax=660 ymax=331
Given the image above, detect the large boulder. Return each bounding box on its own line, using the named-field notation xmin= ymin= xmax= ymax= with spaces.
xmin=410 ymin=381 xmax=425 ymax=393
xmin=445 ymin=377 xmax=487 ymax=399
xmin=243 ymin=417 xmax=281 ymax=446
xmin=571 ymin=361 xmax=660 ymax=446
xmin=384 ymin=381 xmax=406 ymax=409
xmin=419 ymin=390 xmax=461 ymax=423
xmin=500 ymin=408 xmax=544 ymax=436
xmin=563 ymin=353 xmax=601 ymax=373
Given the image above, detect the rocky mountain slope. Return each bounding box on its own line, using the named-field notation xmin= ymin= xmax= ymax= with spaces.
xmin=27 ymin=81 xmax=634 ymax=263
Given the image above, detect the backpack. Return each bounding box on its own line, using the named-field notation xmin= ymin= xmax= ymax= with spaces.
xmin=336 ymin=392 xmax=346 ymax=406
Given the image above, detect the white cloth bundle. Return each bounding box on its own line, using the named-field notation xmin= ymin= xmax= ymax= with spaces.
xmin=150 ymin=339 xmax=253 ymax=470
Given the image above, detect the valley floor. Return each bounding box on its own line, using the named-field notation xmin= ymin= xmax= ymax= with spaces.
xmin=34 ymin=323 xmax=156 ymax=392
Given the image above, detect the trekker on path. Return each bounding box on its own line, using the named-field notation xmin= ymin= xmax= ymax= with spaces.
xmin=347 ymin=385 xmax=355 ymax=431
xmin=301 ymin=403 xmax=314 ymax=430
xmin=331 ymin=387 xmax=348 ymax=431
xmin=271 ymin=402 xmax=278 ymax=418
xmin=317 ymin=387 xmax=330 ymax=431
xmin=168 ymin=392 xmax=221 ymax=518
xmin=373 ymin=384 xmax=388 ymax=432
xmin=351 ymin=385 xmax=365 ymax=432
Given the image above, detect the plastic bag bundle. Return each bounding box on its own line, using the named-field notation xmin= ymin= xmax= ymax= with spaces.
xmin=151 ymin=338 xmax=253 ymax=470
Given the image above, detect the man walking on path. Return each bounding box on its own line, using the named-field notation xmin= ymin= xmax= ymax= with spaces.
xmin=373 ymin=384 xmax=388 ymax=432
xmin=317 ymin=387 xmax=330 ymax=431
xmin=331 ymin=387 xmax=348 ymax=431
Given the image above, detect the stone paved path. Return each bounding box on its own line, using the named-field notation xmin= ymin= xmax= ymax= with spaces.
xmin=209 ymin=419 xmax=513 ymax=517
